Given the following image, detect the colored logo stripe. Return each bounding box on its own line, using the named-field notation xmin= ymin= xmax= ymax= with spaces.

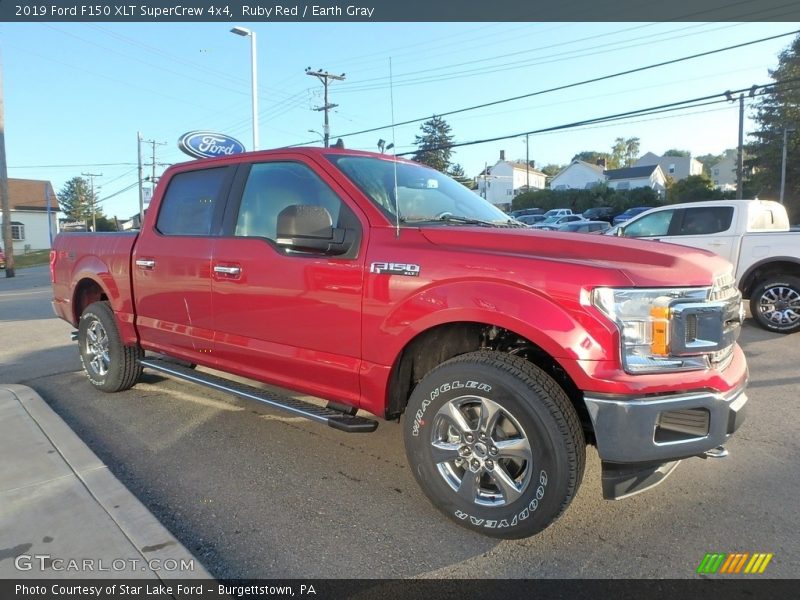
xmin=697 ymin=552 xmax=773 ymax=574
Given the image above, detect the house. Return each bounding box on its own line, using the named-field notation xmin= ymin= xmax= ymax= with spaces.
xmin=710 ymin=152 xmax=738 ymax=191
xmin=0 ymin=179 xmax=59 ymax=252
xmin=477 ymin=150 xmax=547 ymax=209
xmin=549 ymin=160 xmax=606 ymax=190
xmin=634 ymin=152 xmax=703 ymax=181
xmin=549 ymin=160 xmax=666 ymax=196
xmin=605 ymin=165 xmax=667 ymax=195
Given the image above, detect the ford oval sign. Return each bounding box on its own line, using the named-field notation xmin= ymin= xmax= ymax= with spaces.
xmin=178 ymin=131 xmax=246 ymax=159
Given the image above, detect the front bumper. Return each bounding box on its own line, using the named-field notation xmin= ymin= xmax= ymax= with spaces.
xmin=584 ymin=381 xmax=748 ymax=464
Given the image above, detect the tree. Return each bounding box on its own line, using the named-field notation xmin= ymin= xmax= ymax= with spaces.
xmin=611 ymin=137 xmax=641 ymax=168
xmin=540 ymin=163 xmax=564 ymax=178
xmin=59 ymin=177 xmax=96 ymax=225
xmin=663 ymin=149 xmax=691 ymax=157
xmin=58 ymin=176 xmax=115 ymax=230
xmin=412 ymin=115 xmax=454 ymax=173
xmin=746 ymin=34 xmax=800 ymax=219
xmin=571 ymin=151 xmax=611 ymax=167
xmin=667 ymin=174 xmax=718 ymax=204
xmin=448 ymin=163 xmax=474 ymax=189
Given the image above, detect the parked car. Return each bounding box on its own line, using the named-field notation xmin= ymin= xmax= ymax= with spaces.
xmin=542 ymin=208 xmax=573 ymax=218
xmin=510 ymin=208 xmax=544 ymax=218
xmin=515 ymin=214 xmax=546 ymax=226
xmin=558 ymin=220 xmax=611 ymax=234
xmin=612 ymin=206 xmax=652 ymax=226
xmin=532 ymin=214 xmax=585 ymax=230
xmin=582 ymin=206 xmax=619 ymax=222
xmin=0 ymin=246 xmax=5 ymax=269
xmin=614 ymin=199 xmax=800 ymax=333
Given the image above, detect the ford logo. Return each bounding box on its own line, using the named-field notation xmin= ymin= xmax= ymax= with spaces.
xmin=178 ymin=131 xmax=246 ymax=159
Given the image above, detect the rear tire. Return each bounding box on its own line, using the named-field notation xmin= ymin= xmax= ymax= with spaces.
xmin=78 ymin=301 xmax=143 ymax=392
xmin=750 ymin=276 xmax=800 ymax=334
xmin=404 ymin=350 xmax=585 ymax=539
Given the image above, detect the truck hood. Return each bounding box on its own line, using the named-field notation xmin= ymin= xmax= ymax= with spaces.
xmin=419 ymin=227 xmax=730 ymax=287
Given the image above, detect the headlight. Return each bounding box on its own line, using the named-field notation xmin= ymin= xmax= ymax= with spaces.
xmin=591 ymin=287 xmax=711 ymax=373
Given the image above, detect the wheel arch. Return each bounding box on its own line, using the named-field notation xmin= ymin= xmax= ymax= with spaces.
xmin=72 ymin=277 xmax=109 ymax=324
xmin=739 ymin=257 xmax=800 ymax=298
xmin=384 ymin=320 xmax=593 ymax=442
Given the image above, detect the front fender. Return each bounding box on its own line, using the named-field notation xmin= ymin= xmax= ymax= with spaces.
xmin=367 ymin=278 xmax=617 ymax=367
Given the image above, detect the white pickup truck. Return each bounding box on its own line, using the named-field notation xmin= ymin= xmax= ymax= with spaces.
xmin=614 ymin=199 xmax=800 ymax=333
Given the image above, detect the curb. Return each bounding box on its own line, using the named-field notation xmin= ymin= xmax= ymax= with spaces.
xmin=0 ymin=384 xmax=212 ymax=580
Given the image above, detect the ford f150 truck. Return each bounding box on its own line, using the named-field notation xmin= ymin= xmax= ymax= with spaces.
xmin=51 ymin=148 xmax=748 ymax=539
xmin=613 ymin=199 xmax=800 ymax=333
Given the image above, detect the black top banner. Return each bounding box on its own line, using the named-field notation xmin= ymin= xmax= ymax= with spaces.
xmin=3 ymin=0 xmax=800 ymax=22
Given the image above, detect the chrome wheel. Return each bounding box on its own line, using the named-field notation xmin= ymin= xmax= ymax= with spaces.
xmin=85 ymin=319 xmax=110 ymax=377
xmin=430 ymin=395 xmax=533 ymax=507
xmin=757 ymin=285 xmax=800 ymax=328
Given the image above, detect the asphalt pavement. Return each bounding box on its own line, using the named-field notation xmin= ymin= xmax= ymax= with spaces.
xmin=1 ymin=265 xmax=797 ymax=579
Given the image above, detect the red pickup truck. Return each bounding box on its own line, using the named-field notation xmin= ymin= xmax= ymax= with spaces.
xmin=51 ymin=147 xmax=748 ymax=539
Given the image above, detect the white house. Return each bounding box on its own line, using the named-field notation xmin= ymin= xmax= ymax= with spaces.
xmin=549 ymin=160 xmax=606 ymax=190
xmin=605 ymin=165 xmax=667 ymax=195
xmin=549 ymin=161 xmax=666 ymax=196
xmin=710 ymin=152 xmax=738 ymax=191
xmin=0 ymin=179 xmax=59 ymax=252
xmin=477 ymin=151 xmax=547 ymax=209
xmin=634 ymin=152 xmax=703 ymax=181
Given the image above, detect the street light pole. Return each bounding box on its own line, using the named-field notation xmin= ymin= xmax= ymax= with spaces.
xmin=780 ymin=126 xmax=795 ymax=205
xmin=231 ymin=27 xmax=259 ymax=151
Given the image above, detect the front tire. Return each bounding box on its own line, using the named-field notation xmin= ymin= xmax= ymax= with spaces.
xmin=78 ymin=301 xmax=143 ymax=392
xmin=404 ymin=350 xmax=585 ymax=539
xmin=750 ymin=276 xmax=800 ymax=334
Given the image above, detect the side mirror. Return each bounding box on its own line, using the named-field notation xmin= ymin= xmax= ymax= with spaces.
xmin=276 ymin=205 xmax=351 ymax=254
xmin=616 ymin=226 xmax=625 ymax=237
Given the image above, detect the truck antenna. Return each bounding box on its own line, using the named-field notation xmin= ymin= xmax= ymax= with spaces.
xmin=389 ymin=57 xmax=400 ymax=239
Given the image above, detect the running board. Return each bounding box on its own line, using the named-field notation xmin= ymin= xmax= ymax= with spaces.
xmin=139 ymin=358 xmax=378 ymax=433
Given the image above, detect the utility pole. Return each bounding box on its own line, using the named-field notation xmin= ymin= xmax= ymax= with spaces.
xmin=137 ymin=132 xmax=144 ymax=226
xmin=525 ymin=134 xmax=530 ymax=190
xmin=147 ymin=139 xmax=167 ymax=192
xmin=727 ymin=86 xmax=758 ymax=200
xmin=81 ymin=172 xmax=102 ymax=231
xmin=0 ymin=54 xmax=13 ymax=277
xmin=780 ymin=126 xmax=795 ymax=205
xmin=305 ymin=68 xmax=345 ymax=148
xmin=736 ymin=94 xmax=744 ymax=200
xmin=137 ymin=136 xmax=166 ymax=227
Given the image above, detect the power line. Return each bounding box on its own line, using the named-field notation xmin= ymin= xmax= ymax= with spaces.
xmin=9 ymin=162 xmax=137 ymax=169
xmin=292 ymin=28 xmax=800 ymax=147
xmin=393 ymin=80 xmax=800 ymax=156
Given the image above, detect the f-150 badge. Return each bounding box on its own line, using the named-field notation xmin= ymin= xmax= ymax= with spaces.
xmin=370 ymin=262 xmax=420 ymax=277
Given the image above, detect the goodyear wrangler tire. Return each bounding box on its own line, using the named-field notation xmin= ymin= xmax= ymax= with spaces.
xmin=750 ymin=276 xmax=800 ymax=334
xmin=404 ymin=350 xmax=585 ymax=539
xmin=78 ymin=301 xmax=143 ymax=392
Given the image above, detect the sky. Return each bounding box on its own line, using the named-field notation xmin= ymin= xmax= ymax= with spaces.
xmin=1 ymin=20 xmax=798 ymax=220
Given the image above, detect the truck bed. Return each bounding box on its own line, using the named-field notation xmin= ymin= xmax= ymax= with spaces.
xmin=51 ymin=232 xmax=139 ymax=328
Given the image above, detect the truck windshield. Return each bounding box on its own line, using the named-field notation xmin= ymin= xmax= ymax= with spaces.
xmin=327 ymin=154 xmax=519 ymax=227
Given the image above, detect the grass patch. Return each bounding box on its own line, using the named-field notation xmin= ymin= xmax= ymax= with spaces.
xmin=6 ymin=249 xmax=51 ymax=269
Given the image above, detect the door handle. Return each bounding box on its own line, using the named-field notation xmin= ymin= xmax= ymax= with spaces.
xmin=135 ymin=258 xmax=156 ymax=269
xmin=213 ymin=265 xmax=242 ymax=276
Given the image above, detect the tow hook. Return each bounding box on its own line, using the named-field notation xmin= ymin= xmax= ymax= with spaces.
xmin=70 ymin=330 xmax=79 ymax=341
xmin=701 ymin=446 xmax=729 ymax=459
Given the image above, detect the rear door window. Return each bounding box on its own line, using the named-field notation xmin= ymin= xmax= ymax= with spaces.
xmin=676 ymin=206 xmax=734 ymax=236
xmin=156 ymin=167 xmax=230 ymax=236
